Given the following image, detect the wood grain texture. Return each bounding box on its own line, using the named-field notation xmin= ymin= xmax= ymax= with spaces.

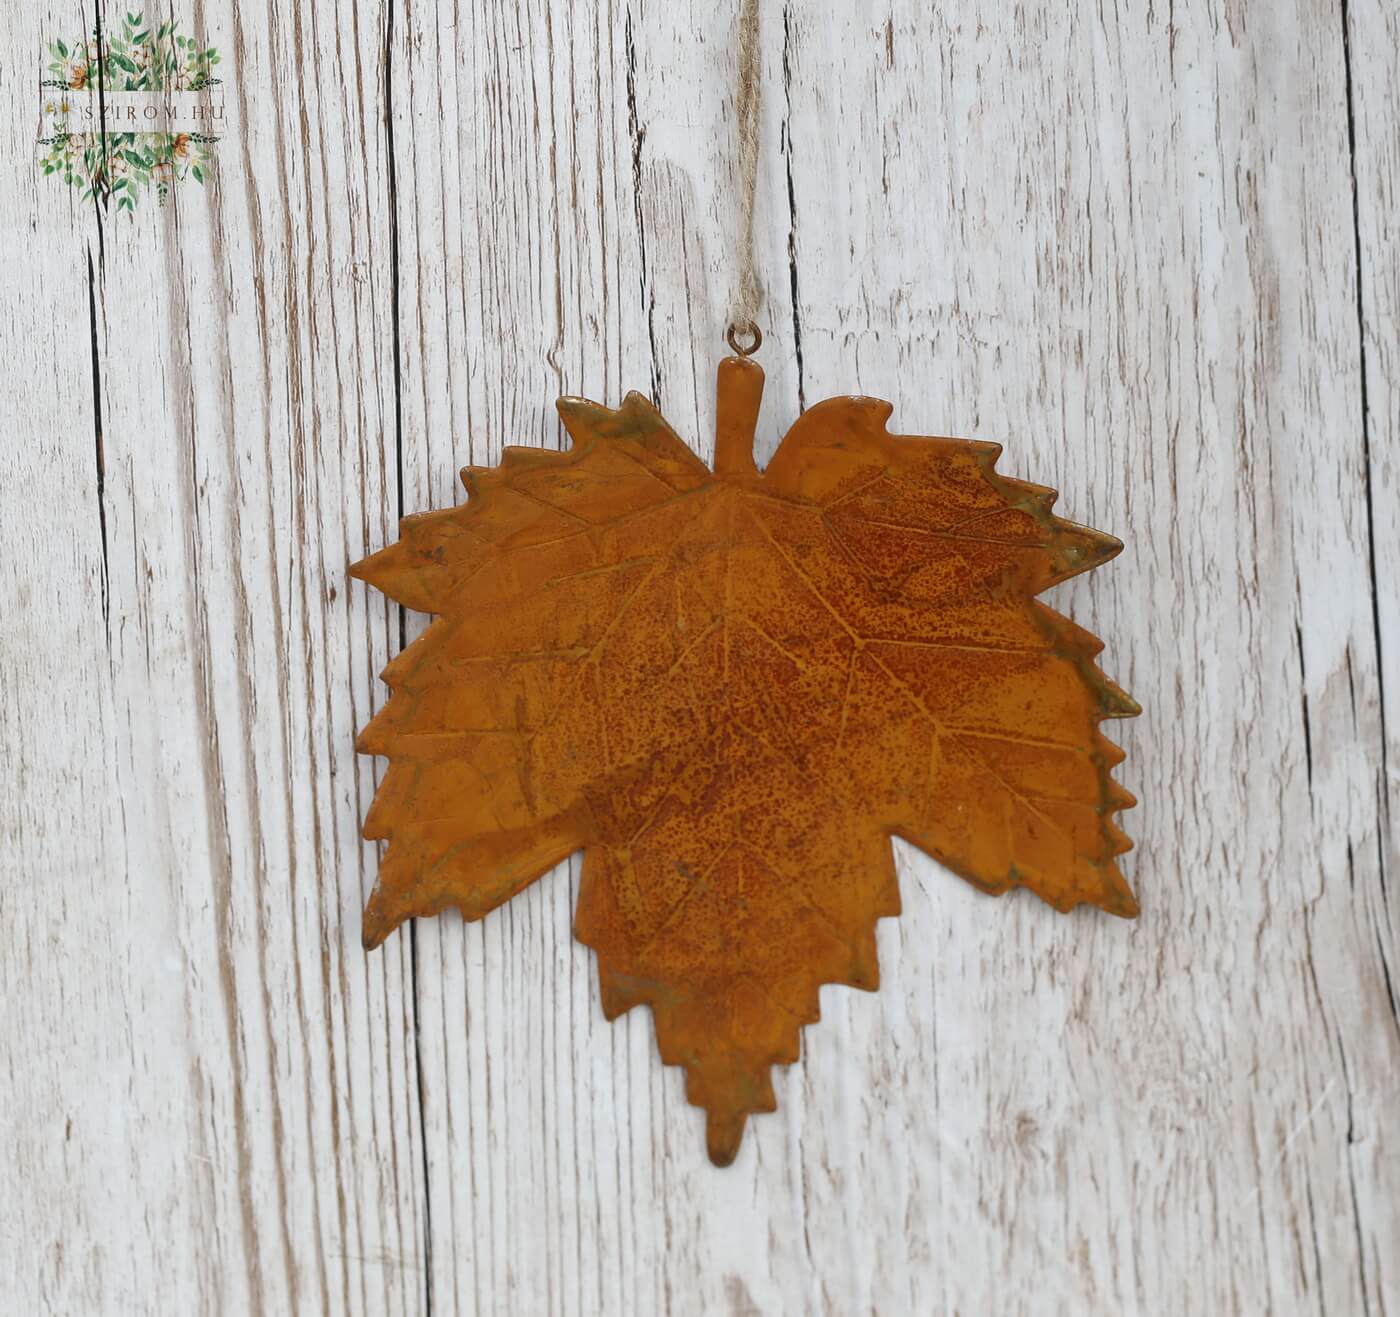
xmin=2 ymin=0 xmax=1395 ymax=1313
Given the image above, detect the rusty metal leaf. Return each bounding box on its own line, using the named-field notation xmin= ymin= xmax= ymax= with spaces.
xmin=352 ymin=356 xmax=1139 ymax=1165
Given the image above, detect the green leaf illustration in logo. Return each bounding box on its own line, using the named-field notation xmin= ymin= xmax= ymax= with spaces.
xmin=36 ymin=14 xmax=223 ymax=212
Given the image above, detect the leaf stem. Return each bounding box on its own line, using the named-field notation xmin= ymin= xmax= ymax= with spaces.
xmin=714 ymin=355 xmax=765 ymax=479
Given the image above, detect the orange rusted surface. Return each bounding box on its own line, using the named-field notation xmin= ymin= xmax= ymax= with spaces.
xmin=351 ymin=355 xmax=1138 ymax=1165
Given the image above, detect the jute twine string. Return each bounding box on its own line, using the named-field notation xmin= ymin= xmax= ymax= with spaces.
xmin=728 ymin=0 xmax=763 ymax=356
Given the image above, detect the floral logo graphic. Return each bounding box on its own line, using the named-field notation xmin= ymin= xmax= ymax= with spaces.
xmin=38 ymin=14 xmax=224 ymax=212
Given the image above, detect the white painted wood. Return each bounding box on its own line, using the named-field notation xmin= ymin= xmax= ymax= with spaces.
xmin=2 ymin=2 xmax=425 ymax=1312
xmin=2 ymin=0 xmax=1395 ymax=1313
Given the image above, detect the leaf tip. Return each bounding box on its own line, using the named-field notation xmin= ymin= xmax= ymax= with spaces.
xmin=1098 ymin=683 xmax=1142 ymax=719
xmin=556 ymin=395 xmax=610 ymax=445
xmin=1103 ymin=882 xmax=1140 ymax=920
xmin=361 ymin=913 xmax=390 ymax=951
xmin=354 ymin=718 xmax=391 ymax=757
xmin=555 ymin=395 xmax=601 ymax=418
xmin=349 ymin=542 xmax=403 ymax=589
xmin=1093 ymin=854 xmax=1140 ymax=918
xmin=361 ymin=886 xmax=406 ymax=950
xmin=705 ymin=1110 xmax=747 ymax=1167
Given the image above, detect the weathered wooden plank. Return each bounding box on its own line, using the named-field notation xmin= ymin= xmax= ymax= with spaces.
xmin=1 ymin=2 xmax=424 ymax=1311
xmin=774 ymin=3 xmax=1397 ymax=1312
xmin=1346 ymin=0 xmax=1400 ymax=1306
xmin=3 ymin=0 xmax=1396 ymax=1313
xmin=387 ymin=3 xmax=681 ymax=1308
xmin=380 ymin=0 xmax=1398 ymax=1313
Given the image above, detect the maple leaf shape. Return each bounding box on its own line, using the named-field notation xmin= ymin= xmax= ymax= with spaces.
xmin=352 ymin=357 xmax=1138 ymax=1165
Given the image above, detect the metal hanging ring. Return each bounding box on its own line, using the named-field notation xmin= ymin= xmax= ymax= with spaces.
xmin=725 ymin=320 xmax=763 ymax=358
